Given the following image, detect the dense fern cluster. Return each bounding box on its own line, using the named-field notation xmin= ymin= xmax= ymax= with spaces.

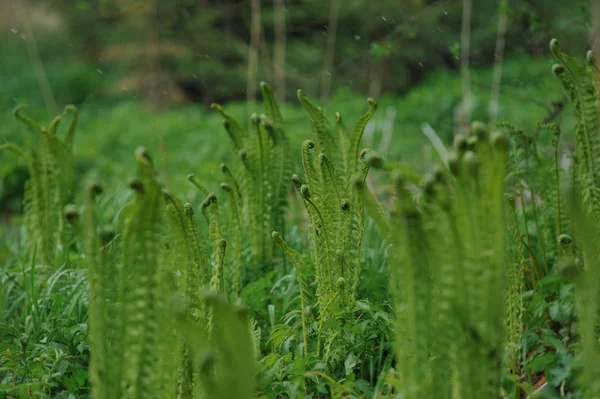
xmin=81 ymin=147 xmax=258 ymax=399
xmin=358 ymin=121 xmax=508 ymax=399
xmin=212 ymin=82 xmax=292 ymax=269
xmin=550 ymin=39 xmax=600 ymax=398
xmin=3 ymin=38 xmax=600 ymax=399
xmin=289 ymin=90 xmax=376 ymax=309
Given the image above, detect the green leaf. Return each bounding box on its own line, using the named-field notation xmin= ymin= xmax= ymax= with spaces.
xmin=527 ymin=353 xmax=556 ymax=373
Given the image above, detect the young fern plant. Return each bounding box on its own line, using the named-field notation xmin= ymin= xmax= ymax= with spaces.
xmin=1 ymin=105 xmax=78 ymax=266
xmin=499 ymin=121 xmax=569 ymax=285
xmin=173 ymin=293 xmax=259 ymax=399
xmin=84 ymin=148 xmax=258 ymax=399
xmin=84 ymin=147 xmax=180 ymax=399
xmin=292 ymin=91 xmax=376 ymax=305
xmin=498 ymin=120 xmax=571 ymax=376
xmin=169 ymin=179 xmax=265 ymax=398
xmin=163 ymin=192 xmax=211 ymax=322
xmin=185 ymin=178 xmax=231 ymax=299
xmin=550 ymin=39 xmax=600 ymax=221
xmin=550 ymin=40 xmax=600 ymax=398
xmin=569 ymin=199 xmax=600 ymax=398
xmin=271 ymin=92 xmax=377 ymax=361
xmin=358 ymin=122 xmax=509 ymax=399
xmin=212 ymin=81 xmax=292 ymax=269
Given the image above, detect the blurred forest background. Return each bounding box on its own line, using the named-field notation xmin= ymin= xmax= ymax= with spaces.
xmin=0 ymin=0 xmax=593 ymax=212
xmin=0 ymin=0 xmax=592 ymax=105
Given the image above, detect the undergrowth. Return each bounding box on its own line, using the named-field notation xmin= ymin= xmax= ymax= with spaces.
xmin=0 ymin=39 xmax=599 ymax=399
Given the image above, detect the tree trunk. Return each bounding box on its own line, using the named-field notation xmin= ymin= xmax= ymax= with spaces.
xmin=592 ymin=0 xmax=600 ymax=58
xmin=274 ymin=0 xmax=286 ymax=104
xmin=320 ymin=0 xmax=341 ymax=102
xmin=248 ymin=0 xmax=262 ymax=112
xmin=489 ymin=0 xmax=508 ymax=125
xmin=456 ymin=0 xmax=472 ymax=136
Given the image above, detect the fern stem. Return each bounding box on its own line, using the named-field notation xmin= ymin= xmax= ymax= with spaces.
xmin=272 ymin=231 xmax=310 ymax=356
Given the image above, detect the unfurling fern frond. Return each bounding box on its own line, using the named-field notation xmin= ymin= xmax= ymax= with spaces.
xmin=272 ymin=231 xmax=312 ymax=355
xmin=1 ymin=105 xmax=79 ymax=266
xmin=551 ymin=39 xmax=600 ymax=221
xmin=173 ymin=293 xmax=258 ymax=399
xmin=570 ymin=197 xmax=600 ymax=399
xmin=212 ymin=81 xmax=292 ymax=267
xmin=84 ymin=148 xmax=180 ymax=399
xmin=220 ymin=167 xmax=244 ymax=300
xmin=269 ymin=93 xmax=379 ymax=367
xmin=293 ymin=92 xmax=377 ymax=314
xmin=201 ymin=193 xmax=227 ymax=296
xmin=360 ymin=122 xmax=508 ymax=399
xmin=550 ymin=40 xmax=600 ymax=398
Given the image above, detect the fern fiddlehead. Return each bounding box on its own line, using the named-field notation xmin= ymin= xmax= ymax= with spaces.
xmin=212 ymin=82 xmax=291 ymax=267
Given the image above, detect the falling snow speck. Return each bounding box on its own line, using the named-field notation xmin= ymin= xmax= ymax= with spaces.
xmin=97 ymin=69 xmax=103 ymax=74
xmin=10 ymin=28 xmax=18 ymax=34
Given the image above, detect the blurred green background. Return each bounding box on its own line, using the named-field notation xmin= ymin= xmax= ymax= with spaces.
xmin=0 ymin=0 xmax=591 ymax=213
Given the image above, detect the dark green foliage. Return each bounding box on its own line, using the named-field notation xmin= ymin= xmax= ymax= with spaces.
xmin=37 ymin=0 xmax=588 ymax=103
